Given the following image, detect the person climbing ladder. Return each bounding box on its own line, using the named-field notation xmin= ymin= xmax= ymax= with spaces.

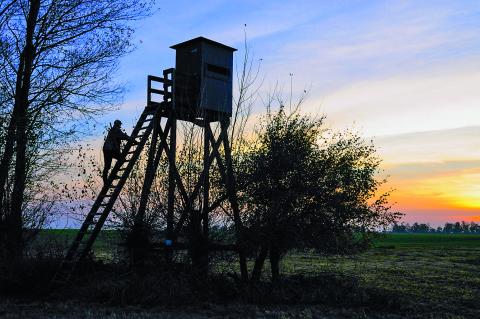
xmin=102 ymin=120 xmax=134 ymax=183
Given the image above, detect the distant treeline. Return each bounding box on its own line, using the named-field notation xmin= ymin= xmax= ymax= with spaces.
xmin=392 ymin=221 xmax=480 ymax=233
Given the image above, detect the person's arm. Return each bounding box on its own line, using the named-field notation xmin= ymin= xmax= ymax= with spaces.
xmin=118 ymin=128 xmax=138 ymax=144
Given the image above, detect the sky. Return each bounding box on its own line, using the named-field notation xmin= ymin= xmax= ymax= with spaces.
xmin=90 ymin=0 xmax=480 ymax=226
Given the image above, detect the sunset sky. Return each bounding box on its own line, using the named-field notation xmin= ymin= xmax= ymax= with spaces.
xmin=90 ymin=0 xmax=480 ymax=226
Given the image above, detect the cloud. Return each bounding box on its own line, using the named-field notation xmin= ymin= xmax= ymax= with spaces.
xmin=210 ymin=1 xmax=326 ymax=44
xmin=256 ymin=0 xmax=480 ymax=88
xmin=309 ymin=67 xmax=480 ymax=137
xmin=384 ymin=159 xmax=480 ymax=180
xmin=375 ymin=126 xmax=480 ymax=164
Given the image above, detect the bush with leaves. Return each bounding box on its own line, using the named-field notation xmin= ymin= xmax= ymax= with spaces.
xmin=239 ymin=105 xmax=401 ymax=281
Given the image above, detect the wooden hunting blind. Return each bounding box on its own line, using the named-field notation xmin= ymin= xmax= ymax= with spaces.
xmin=52 ymin=37 xmax=249 ymax=286
xmin=171 ymin=37 xmax=236 ymax=120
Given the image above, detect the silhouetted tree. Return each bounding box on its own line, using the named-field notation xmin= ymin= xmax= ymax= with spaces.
xmin=460 ymin=221 xmax=469 ymax=233
xmin=388 ymin=222 xmax=480 ymax=233
xmin=469 ymin=222 xmax=480 ymax=233
xmin=453 ymin=222 xmax=462 ymax=233
xmin=392 ymin=222 xmax=410 ymax=233
xmin=410 ymin=223 xmax=433 ymax=233
xmin=239 ymin=103 xmax=400 ymax=281
xmin=0 ymin=0 xmax=154 ymax=261
xmin=443 ymin=223 xmax=453 ymax=233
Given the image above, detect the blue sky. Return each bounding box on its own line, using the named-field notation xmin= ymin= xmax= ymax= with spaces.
xmin=89 ymin=0 xmax=480 ymax=224
xmin=109 ymin=0 xmax=480 ymax=130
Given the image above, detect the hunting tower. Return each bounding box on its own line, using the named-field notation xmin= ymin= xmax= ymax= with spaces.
xmin=52 ymin=37 xmax=248 ymax=286
xmin=171 ymin=37 xmax=236 ymax=120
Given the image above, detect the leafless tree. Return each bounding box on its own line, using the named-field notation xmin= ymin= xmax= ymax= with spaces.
xmin=0 ymin=0 xmax=155 ymax=261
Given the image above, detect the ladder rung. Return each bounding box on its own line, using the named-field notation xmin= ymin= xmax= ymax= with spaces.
xmin=52 ymin=103 xmax=158 ymax=287
xmin=148 ymin=75 xmax=172 ymax=85
xmin=150 ymin=88 xmax=167 ymax=95
xmin=150 ymin=90 xmax=172 ymax=97
xmin=148 ymin=75 xmax=162 ymax=82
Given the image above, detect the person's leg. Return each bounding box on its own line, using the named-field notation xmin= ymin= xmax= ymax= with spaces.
xmin=103 ymin=150 xmax=113 ymax=183
xmin=112 ymin=150 xmax=121 ymax=161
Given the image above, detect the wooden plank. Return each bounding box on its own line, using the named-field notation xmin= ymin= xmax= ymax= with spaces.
xmin=135 ymin=112 xmax=169 ymax=221
xmin=220 ymin=117 xmax=248 ymax=281
xmin=203 ymin=120 xmax=211 ymax=237
xmin=167 ymin=114 xmax=176 ymax=241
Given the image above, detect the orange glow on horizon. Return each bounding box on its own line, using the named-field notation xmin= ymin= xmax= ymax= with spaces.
xmin=381 ymin=163 xmax=480 ymax=223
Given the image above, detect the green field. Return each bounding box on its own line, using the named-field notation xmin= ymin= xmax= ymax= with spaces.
xmin=375 ymin=232 xmax=480 ymax=248
xmin=277 ymin=233 xmax=480 ymax=317
xmin=32 ymin=229 xmax=121 ymax=260
xmin=13 ymin=231 xmax=480 ymax=318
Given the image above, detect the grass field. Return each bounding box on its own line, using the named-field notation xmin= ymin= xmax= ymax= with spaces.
xmin=6 ymin=231 xmax=480 ymax=318
xmin=30 ymin=229 xmax=121 ymax=260
xmin=281 ymin=233 xmax=479 ymax=316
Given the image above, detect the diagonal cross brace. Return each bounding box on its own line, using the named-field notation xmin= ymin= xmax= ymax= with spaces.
xmin=171 ymin=123 xmax=229 ymax=238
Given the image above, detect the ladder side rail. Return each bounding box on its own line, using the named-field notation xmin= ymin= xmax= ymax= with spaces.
xmin=134 ymin=109 xmax=162 ymax=221
xmin=77 ymin=123 xmax=155 ymax=261
xmin=55 ymin=121 xmax=155 ymax=282
xmin=52 ymin=77 xmax=169 ymax=286
xmin=63 ymin=111 xmax=153 ymax=260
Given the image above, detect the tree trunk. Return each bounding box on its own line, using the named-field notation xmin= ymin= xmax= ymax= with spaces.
xmin=0 ymin=38 xmax=25 ymax=214
xmin=0 ymin=13 xmax=23 ymax=262
xmin=6 ymin=0 xmax=40 ymax=260
xmin=127 ymin=220 xmax=150 ymax=267
xmin=0 ymin=108 xmax=17 ymax=213
xmin=251 ymin=245 xmax=268 ymax=282
xmin=189 ymin=211 xmax=208 ymax=277
xmin=269 ymin=246 xmax=280 ymax=282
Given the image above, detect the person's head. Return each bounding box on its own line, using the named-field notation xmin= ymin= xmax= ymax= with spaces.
xmin=114 ymin=120 xmax=122 ymax=128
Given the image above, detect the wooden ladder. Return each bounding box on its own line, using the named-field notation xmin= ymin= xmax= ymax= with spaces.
xmin=51 ymin=70 xmax=173 ymax=286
